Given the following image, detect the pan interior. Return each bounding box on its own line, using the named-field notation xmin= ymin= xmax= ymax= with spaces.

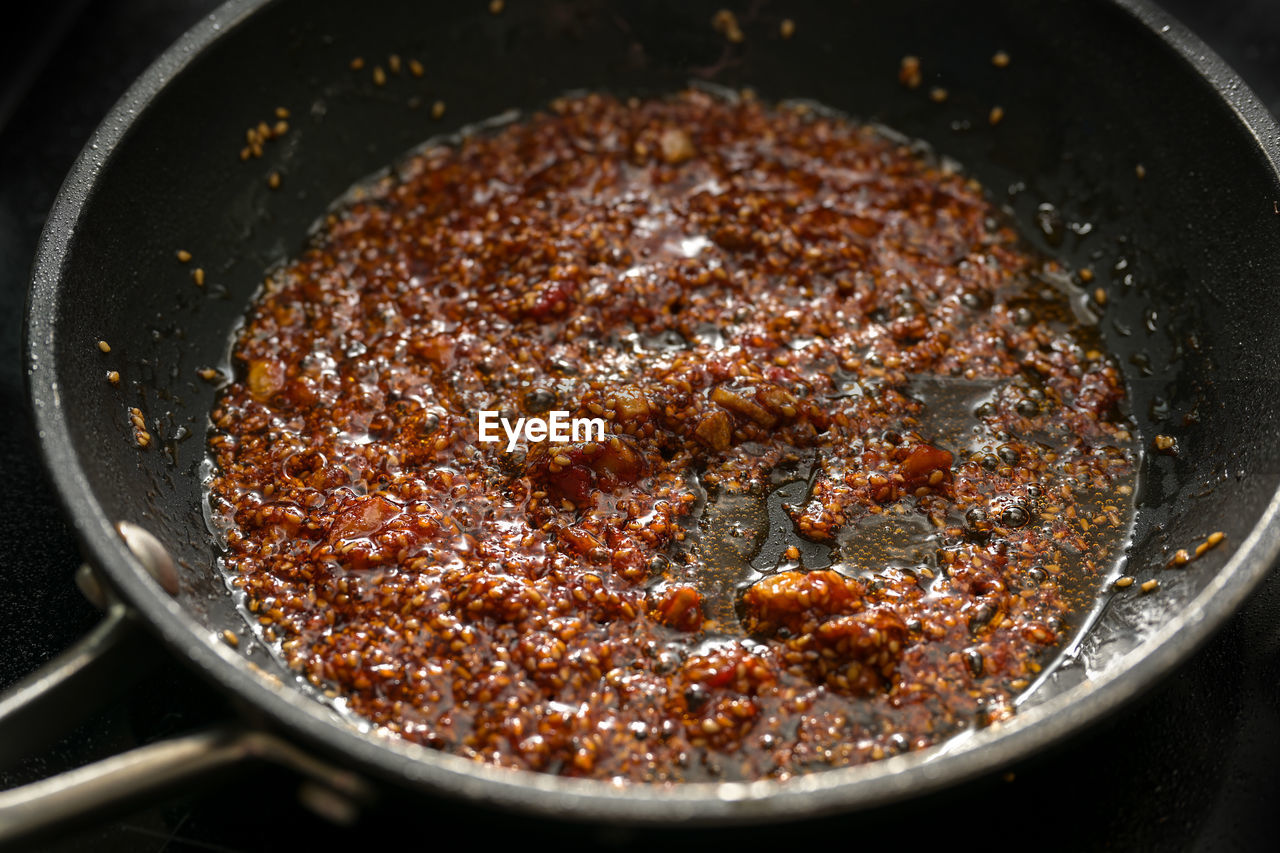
xmin=30 ymin=0 xmax=1280 ymax=809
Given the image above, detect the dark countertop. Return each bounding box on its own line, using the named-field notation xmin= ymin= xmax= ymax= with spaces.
xmin=0 ymin=1 xmax=1276 ymax=850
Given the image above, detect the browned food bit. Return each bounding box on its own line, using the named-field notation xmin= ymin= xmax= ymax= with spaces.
xmin=899 ymin=55 xmax=922 ymax=89
xmin=207 ymin=91 xmax=1138 ymax=783
xmin=712 ymin=9 xmax=744 ymax=43
xmin=658 ymin=127 xmax=696 ymax=164
xmin=741 ymin=570 xmax=867 ymax=635
xmin=649 ymin=585 xmax=704 ymax=632
xmin=692 ymin=409 xmax=732 ymax=451
xmin=1154 ymin=434 xmax=1176 ymax=454
xmin=245 ymin=357 xmax=284 ymax=399
xmin=797 ymin=608 xmax=908 ymax=693
xmin=898 ymin=443 xmax=953 ymax=491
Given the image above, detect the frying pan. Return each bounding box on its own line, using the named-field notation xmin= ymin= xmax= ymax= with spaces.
xmin=6 ymin=0 xmax=1280 ymax=843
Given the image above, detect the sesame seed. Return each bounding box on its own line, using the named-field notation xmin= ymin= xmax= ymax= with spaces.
xmin=780 ymin=19 xmax=795 ymax=39
xmin=489 ymin=0 xmax=504 ymax=12
xmin=409 ymin=58 xmax=425 ymax=77
xmin=193 ymin=267 xmax=206 ymax=286
xmin=373 ymin=66 xmax=387 ymax=86
xmin=930 ymin=87 xmax=948 ymax=103
xmin=988 ymin=105 xmax=1004 ymax=125
xmin=106 ymin=370 xmax=120 ymax=385
xmin=1136 ymin=163 xmax=1146 ymax=179
xmin=431 ymin=100 xmax=446 ymax=119
xmin=350 ymin=56 xmax=365 ymax=70
xmin=222 ymin=629 xmax=240 ymax=647
xmin=268 ymin=171 xmax=282 ymax=190
xmin=176 ymin=249 xmax=192 ymax=263
xmin=1207 ymin=531 xmax=1225 ymax=548
xmin=1114 ymin=575 xmax=1135 ymax=589
xmin=388 ymin=54 xmax=402 ymax=74
xmin=1140 ymin=579 xmax=1159 ymax=593
xmin=992 ymin=50 xmax=1010 ymax=67
xmin=275 ymin=106 xmax=290 ymax=119
xmin=97 ymin=340 xmax=111 ymax=353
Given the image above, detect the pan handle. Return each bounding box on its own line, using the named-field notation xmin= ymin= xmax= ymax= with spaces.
xmin=0 ymin=599 xmax=159 ymax=768
xmin=0 ymin=724 xmax=374 ymax=846
xmin=0 ymin=571 xmax=374 ymax=846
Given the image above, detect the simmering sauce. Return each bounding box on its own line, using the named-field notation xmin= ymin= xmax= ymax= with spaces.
xmin=206 ymin=91 xmax=1136 ymax=782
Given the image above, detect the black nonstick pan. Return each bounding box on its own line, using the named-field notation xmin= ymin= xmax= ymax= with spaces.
xmin=5 ymin=0 xmax=1280 ymax=843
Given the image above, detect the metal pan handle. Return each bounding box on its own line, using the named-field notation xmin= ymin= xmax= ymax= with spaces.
xmin=0 ymin=724 xmax=373 ymax=847
xmin=0 ymin=572 xmax=373 ymax=846
xmin=0 ymin=598 xmax=156 ymax=768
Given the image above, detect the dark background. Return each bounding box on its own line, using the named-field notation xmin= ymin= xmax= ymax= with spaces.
xmin=0 ymin=1 xmax=1277 ymax=850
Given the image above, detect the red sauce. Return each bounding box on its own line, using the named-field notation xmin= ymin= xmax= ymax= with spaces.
xmin=207 ymin=90 xmax=1136 ymax=782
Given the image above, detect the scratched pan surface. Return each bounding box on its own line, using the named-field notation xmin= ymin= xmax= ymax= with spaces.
xmin=26 ymin=0 xmax=1280 ymax=822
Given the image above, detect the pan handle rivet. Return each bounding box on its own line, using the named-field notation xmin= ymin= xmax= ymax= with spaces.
xmin=115 ymin=521 xmax=180 ymax=596
xmin=74 ymin=562 xmax=111 ymax=609
xmin=296 ymin=780 xmax=363 ymax=825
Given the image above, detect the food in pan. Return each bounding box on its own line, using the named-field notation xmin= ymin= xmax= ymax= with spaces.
xmin=206 ymin=90 xmax=1136 ymax=782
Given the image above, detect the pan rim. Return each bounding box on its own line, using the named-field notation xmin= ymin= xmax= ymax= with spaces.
xmin=23 ymin=0 xmax=1280 ymax=823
